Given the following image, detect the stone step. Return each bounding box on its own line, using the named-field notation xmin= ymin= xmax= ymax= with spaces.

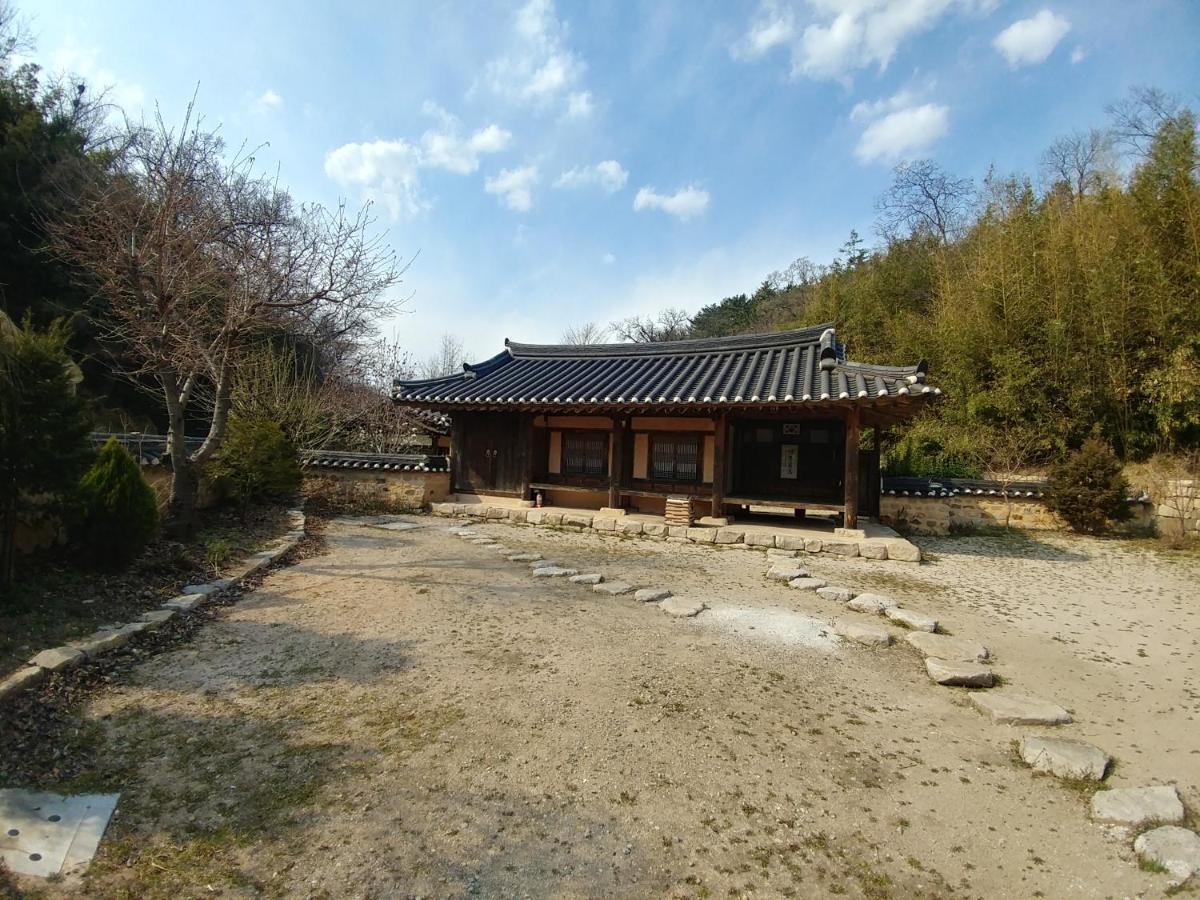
xmin=968 ymin=692 xmax=1072 ymax=726
xmin=1018 ymin=736 xmax=1110 ymax=781
xmin=924 ymin=657 xmax=995 ymax=688
xmin=1091 ymin=785 xmax=1185 ymax=828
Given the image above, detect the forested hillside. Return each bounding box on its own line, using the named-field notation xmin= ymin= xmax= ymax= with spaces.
xmin=684 ymin=90 xmax=1199 ymax=476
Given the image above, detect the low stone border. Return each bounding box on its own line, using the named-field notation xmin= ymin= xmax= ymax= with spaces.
xmin=0 ymin=508 xmax=308 ymax=706
xmin=430 ymin=502 xmax=921 ymax=563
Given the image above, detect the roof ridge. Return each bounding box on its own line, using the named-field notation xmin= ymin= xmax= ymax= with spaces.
xmin=503 ymin=323 xmax=836 ymax=360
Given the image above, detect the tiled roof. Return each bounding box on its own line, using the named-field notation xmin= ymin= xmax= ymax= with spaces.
xmin=300 ymin=450 xmax=449 ymax=472
xmin=881 ymin=476 xmax=1150 ymax=502
xmin=393 ymin=324 xmax=939 ymax=410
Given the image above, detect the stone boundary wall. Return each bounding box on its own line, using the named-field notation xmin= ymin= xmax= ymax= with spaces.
xmin=303 ymin=469 xmax=450 ymax=511
xmin=879 ymin=494 xmax=1158 ymax=536
xmin=429 ymin=502 xmax=922 ymax=563
xmin=0 ymin=509 xmax=308 ymax=705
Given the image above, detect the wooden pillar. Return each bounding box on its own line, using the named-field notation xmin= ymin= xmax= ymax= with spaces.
xmin=843 ymin=406 xmax=861 ymax=529
xmin=711 ymin=411 xmax=728 ymax=518
xmin=608 ymin=415 xmax=625 ymax=509
xmin=519 ymin=413 xmax=534 ymax=501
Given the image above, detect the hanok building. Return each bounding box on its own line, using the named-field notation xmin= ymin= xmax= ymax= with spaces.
xmin=393 ymin=324 xmax=938 ymax=529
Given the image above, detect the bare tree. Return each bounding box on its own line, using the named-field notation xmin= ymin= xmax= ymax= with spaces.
xmin=610 ymin=308 xmax=693 ymax=343
xmin=874 ymin=159 xmax=975 ymax=245
xmin=560 ymin=321 xmax=610 ymax=345
xmin=1040 ymin=129 xmax=1117 ymax=198
xmin=1107 ymin=86 xmax=1183 ymax=154
xmin=968 ymin=426 xmax=1043 ymax=529
xmin=417 ymin=333 xmax=464 ymax=379
xmin=53 ymin=103 xmax=402 ymax=536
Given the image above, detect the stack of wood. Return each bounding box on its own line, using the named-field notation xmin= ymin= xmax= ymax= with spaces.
xmin=664 ymin=495 xmax=695 ymax=528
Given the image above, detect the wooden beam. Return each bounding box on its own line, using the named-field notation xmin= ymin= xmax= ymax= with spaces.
xmin=608 ymin=415 xmax=626 ymax=509
xmin=711 ymin=411 xmax=728 ymax=518
xmin=843 ymin=406 xmax=861 ymax=529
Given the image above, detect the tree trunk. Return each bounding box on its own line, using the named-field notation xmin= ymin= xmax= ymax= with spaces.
xmin=162 ymin=375 xmax=200 ymax=540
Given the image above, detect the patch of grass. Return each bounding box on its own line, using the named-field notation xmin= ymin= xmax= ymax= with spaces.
xmin=1139 ymin=857 xmax=1169 ymax=875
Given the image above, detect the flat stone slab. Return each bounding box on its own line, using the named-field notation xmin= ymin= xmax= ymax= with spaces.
xmin=532 ymin=566 xmax=578 ymax=578
xmin=816 ymin=586 xmax=854 ymax=602
xmin=660 ymin=597 xmax=706 ymax=617
xmin=470 ymin=538 xmax=498 ymax=545
xmin=905 ymin=631 xmax=990 ymax=663
xmin=846 ymin=592 xmax=897 ymax=614
xmin=138 ymin=608 xmax=177 ymax=629
xmin=1019 ymin=736 xmax=1110 ymax=781
xmin=634 ymin=588 xmax=672 ymax=603
xmin=163 ymin=594 xmax=206 ymax=611
xmin=569 ymin=573 xmax=603 ymax=585
xmin=181 ymin=579 xmax=232 ymax=596
xmin=507 ymin=552 xmax=543 ymax=562
xmin=593 ymin=581 xmax=635 ymax=595
xmin=1091 ymin=785 xmax=1184 ymax=828
xmin=1134 ymin=826 xmax=1200 ymax=881
xmin=767 ymin=565 xmax=808 ymax=581
xmin=0 ymin=666 xmax=46 ymax=701
xmin=530 ymin=559 xmax=560 ymax=568
xmin=884 ymin=607 xmax=939 ymax=632
xmin=969 ymin=692 xmax=1072 ymax=725
xmin=925 ymin=657 xmax=995 ymax=688
xmin=29 ymin=647 xmax=85 ymax=672
xmin=0 ymin=789 xmax=120 ymax=877
xmin=787 ymin=576 xmax=827 ymax=591
xmin=833 ymin=619 xmax=893 ymax=647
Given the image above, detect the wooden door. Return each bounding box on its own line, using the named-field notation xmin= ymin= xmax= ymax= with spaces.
xmin=452 ymin=412 xmax=527 ymax=496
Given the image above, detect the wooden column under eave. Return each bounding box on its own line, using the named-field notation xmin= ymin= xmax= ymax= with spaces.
xmin=608 ymin=415 xmax=626 ymax=510
xmin=843 ymin=405 xmax=861 ymax=529
xmin=711 ymin=411 xmax=728 ymax=518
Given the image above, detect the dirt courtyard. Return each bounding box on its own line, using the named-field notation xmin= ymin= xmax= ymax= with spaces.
xmin=11 ymin=517 xmax=1199 ymax=898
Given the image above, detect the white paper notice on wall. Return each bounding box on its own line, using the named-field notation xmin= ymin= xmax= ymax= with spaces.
xmin=780 ymin=444 xmax=798 ymax=479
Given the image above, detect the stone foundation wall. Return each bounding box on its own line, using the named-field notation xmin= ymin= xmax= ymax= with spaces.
xmin=304 ymin=469 xmax=450 ymax=511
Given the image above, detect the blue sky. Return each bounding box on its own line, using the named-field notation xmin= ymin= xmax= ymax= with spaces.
xmin=21 ymin=0 xmax=1200 ymax=362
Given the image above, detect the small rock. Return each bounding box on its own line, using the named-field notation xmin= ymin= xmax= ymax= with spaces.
xmin=905 ymin=631 xmax=989 ymax=663
xmin=924 ymin=657 xmax=995 ymax=688
xmin=29 ymin=646 xmax=85 ymax=672
xmin=847 ymin=592 xmax=897 ymax=614
xmin=508 ymin=553 xmax=543 ymax=562
xmin=1133 ymin=826 xmax=1200 ymax=881
xmin=533 ymin=566 xmax=578 ymax=578
xmin=816 ymin=586 xmax=854 ymax=602
xmin=593 ymin=581 xmax=634 ymax=596
xmin=569 ymin=573 xmax=603 ymax=585
xmin=660 ymin=597 xmax=706 ymax=618
xmin=833 ymin=619 xmax=892 ymax=647
xmin=1091 ymin=785 xmax=1184 ymax=828
xmin=884 ymin=607 xmax=938 ymax=632
xmin=788 ymin=576 xmax=827 ymax=591
xmin=634 ymin=588 xmax=672 ymax=603
xmin=969 ymin=692 xmax=1072 ymax=726
xmin=767 ymin=565 xmax=808 ymax=581
xmin=1019 ymin=736 xmax=1110 ymax=781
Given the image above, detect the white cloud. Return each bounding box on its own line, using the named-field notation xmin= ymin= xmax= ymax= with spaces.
xmin=481 ymin=0 xmax=590 ymax=114
xmin=565 ymin=91 xmax=594 ymax=119
xmin=324 ymin=139 xmax=426 ymax=219
xmin=485 ymin=165 xmax=539 ymax=211
xmin=993 ymin=9 xmax=1070 ymax=68
xmin=1070 ymin=45 xmax=1085 ymax=64
xmin=252 ymin=89 xmax=283 ymax=113
xmin=852 ymin=92 xmax=949 ymax=163
xmin=554 ymin=160 xmax=628 ymax=193
xmin=421 ymin=120 xmax=512 ymax=174
xmin=632 ymin=185 xmax=710 ymax=221
xmin=732 ymin=0 xmax=991 ymax=82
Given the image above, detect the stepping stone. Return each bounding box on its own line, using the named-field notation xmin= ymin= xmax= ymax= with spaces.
xmin=1019 ymin=736 xmax=1110 ymax=781
xmin=532 ymin=566 xmax=578 ymax=578
xmin=833 ymin=619 xmax=892 ymax=647
xmin=905 ymin=631 xmax=990 ymax=663
xmin=788 ymin=576 xmax=827 ymax=591
xmin=1091 ymin=785 xmax=1184 ymax=828
xmin=767 ymin=565 xmax=808 ymax=581
xmin=508 ymin=553 xmax=543 ymax=562
xmin=163 ymin=594 xmax=206 ymax=611
xmin=816 ymin=586 xmax=853 ymax=602
xmin=1134 ymin=826 xmax=1200 ymax=881
xmin=0 ymin=666 xmax=45 ymax=701
xmin=569 ymin=573 xmax=603 ymax=585
xmin=634 ymin=588 xmax=672 ymax=603
xmin=181 ymin=579 xmax=232 ymax=596
xmin=138 ymin=609 xmax=177 ymax=629
xmin=885 ymin=607 xmax=938 ymax=632
xmin=28 ymin=647 xmax=85 ymax=672
xmin=766 ymin=548 xmax=798 ymax=558
xmin=660 ymin=597 xmax=706 ymax=618
xmin=925 ymin=657 xmax=995 ymax=688
xmin=593 ymin=581 xmax=635 ymax=596
xmin=968 ymin=692 xmax=1072 ymax=725
xmin=846 ymin=592 xmax=897 ymax=613
xmin=454 ymin=531 xmax=478 ymax=537
xmin=530 ymin=559 xmax=559 ymax=568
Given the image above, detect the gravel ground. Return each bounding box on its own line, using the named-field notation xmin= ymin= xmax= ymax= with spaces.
xmin=5 ymin=516 xmax=1192 ymax=898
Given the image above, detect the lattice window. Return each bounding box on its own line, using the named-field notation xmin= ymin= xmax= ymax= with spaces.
xmin=562 ymin=432 xmax=608 ymax=476
xmin=651 ymin=434 xmax=701 ymax=482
